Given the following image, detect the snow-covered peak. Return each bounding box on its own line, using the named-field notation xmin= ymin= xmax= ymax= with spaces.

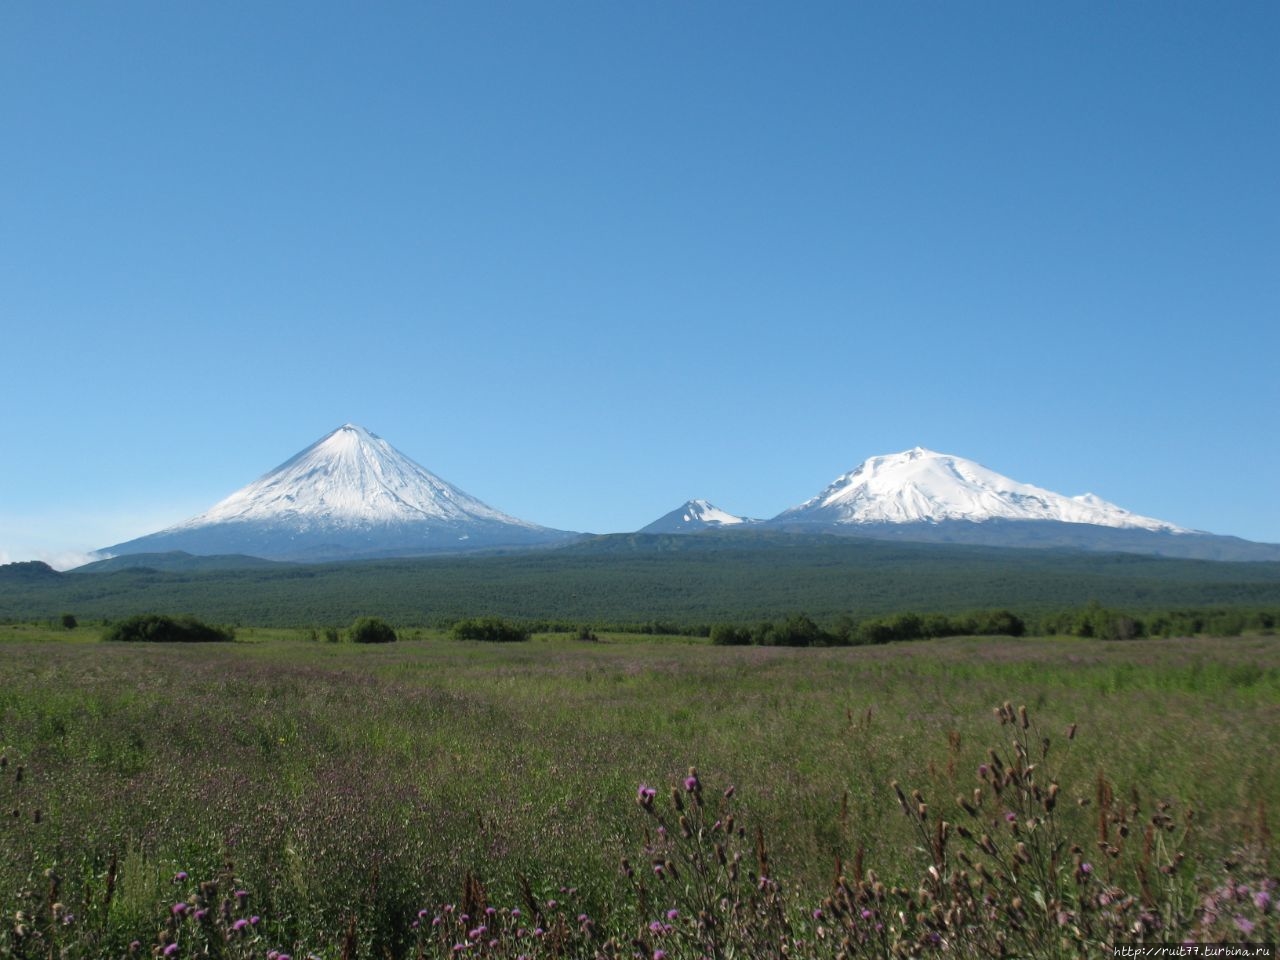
xmin=166 ymin=424 xmax=543 ymax=533
xmin=681 ymin=499 xmax=749 ymax=526
xmin=777 ymin=448 xmax=1189 ymax=533
xmin=639 ymin=499 xmax=757 ymax=534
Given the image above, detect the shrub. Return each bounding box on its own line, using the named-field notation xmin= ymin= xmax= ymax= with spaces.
xmin=349 ymin=617 xmax=397 ymax=644
xmin=59 ymin=613 xmax=77 ymax=630
xmin=709 ymin=623 xmax=751 ymax=646
xmin=101 ymin=614 xmax=234 ymax=643
xmin=450 ymin=617 xmax=530 ymax=643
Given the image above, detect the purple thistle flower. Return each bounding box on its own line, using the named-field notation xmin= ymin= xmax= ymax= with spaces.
xmin=1004 ymin=812 xmax=1017 ymax=823
xmin=666 ymin=909 xmax=678 ymax=921
xmin=232 ymin=919 xmax=249 ymax=933
xmin=683 ymin=776 xmax=698 ymax=792
xmin=654 ymin=952 xmax=667 ymax=960
xmin=485 ymin=907 xmax=496 ymax=916
xmin=173 ymin=871 xmax=188 ymax=883
xmin=163 ymin=945 xmax=179 ymax=958
xmin=511 ymin=908 xmax=521 ymax=918
xmin=649 ymin=921 xmax=664 ymax=933
xmin=250 ymin=915 xmax=260 ymax=926
xmin=860 ymin=909 xmax=873 ymax=920
xmin=171 ymin=902 xmax=188 ymax=916
xmin=1235 ymin=915 xmax=1255 ymax=935
xmin=1081 ymin=862 xmax=1093 ymax=875
xmin=194 ymin=909 xmax=207 ymax=921
xmin=812 ymin=908 xmax=823 ymax=920
xmin=1254 ymin=890 xmax=1272 ymax=912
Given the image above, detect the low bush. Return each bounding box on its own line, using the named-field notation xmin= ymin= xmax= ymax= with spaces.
xmin=450 ymin=617 xmax=530 ymax=643
xmin=100 ymin=614 xmax=234 ymax=643
xmin=349 ymin=617 xmax=397 ymax=644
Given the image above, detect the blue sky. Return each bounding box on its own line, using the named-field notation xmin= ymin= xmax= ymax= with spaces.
xmin=2 ymin=2 xmax=1277 ymax=566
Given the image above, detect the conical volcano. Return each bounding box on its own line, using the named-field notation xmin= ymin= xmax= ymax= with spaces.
xmin=102 ymin=424 xmax=578 ymax=561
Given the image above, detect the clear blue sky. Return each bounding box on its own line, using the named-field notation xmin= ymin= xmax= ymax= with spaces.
xmin=2 ymin=2 xmax=1277 ymax=566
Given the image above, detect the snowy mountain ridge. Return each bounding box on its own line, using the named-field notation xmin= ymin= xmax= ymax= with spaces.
xmin=639 ymin=499 xmax=757 ymax=534
xmin=775 ymin=447 xmax=1190 ymax=532
xmin=169 ymin=423 xmax=536 ymax=533
xmin=103 ymin=424 xmax=574 ymax=561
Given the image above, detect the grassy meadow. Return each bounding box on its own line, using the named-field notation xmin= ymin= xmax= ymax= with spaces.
xmin=0 ymin=625 xmax=1277 ymax=957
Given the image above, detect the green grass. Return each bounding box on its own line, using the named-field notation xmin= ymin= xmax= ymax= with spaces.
xmin=0 ymin=630 xmax=1276 ymax=957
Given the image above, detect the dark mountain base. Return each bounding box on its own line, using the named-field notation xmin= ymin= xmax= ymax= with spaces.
xmin=761 ymin=519 xmax=1280 ymax=562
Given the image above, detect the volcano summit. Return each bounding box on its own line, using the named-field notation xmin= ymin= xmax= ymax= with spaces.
xmin=102 ymin=424 xmax=578 ymax=561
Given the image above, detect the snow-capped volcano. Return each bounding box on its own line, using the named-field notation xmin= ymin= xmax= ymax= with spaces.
xmin=639 ymin=499 xmax=758 ymax=534
xmin=103 ymin=424 xmax=578 ymax=561
xmin=775 ymin=447 xmax=1189 ymax=532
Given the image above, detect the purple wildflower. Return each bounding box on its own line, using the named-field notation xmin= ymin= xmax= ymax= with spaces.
xmin=171 ymin=902 xmax=188 ymax=916
xmin=1235 ymin=915 xmax=1255 ymax=935
xmin=683 ymin=776 xmax=698 ymax=792
xmin=1254 ymin=890 xmax=1272 ymax=912
xmin=1081 ymin=862 xmax=1093 ymax=875
xmin=163 ymin=946 xmax=179 ymax=958
xmin=250 ymin=915 xmax=260 ymax=926
xmin=173 ymin=871 xmax=188 ymax=883
xmin=1004 ymin=812 xmax=1017 ymax=823
xmin=666 ymin=909 xmax=678 ymax=921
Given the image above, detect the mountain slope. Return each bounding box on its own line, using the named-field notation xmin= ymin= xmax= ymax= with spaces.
xmin=102 ymin=424 xmax=579 ymax=561
xmin=775 ymin=447 xmax=1188 ymax=531
xmin=639 ymin=499 xmax=758 ymax=534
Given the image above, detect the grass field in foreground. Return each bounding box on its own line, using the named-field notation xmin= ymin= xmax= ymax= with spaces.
xmin=0 ymin=628 xmax=1276 ymax=957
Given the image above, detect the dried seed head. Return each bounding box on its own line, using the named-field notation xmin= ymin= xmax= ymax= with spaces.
xmin=1066 ymin=723 xmax=1078 ymax=741
xmin=1018 ymin=705 xmax=1029 ymax=729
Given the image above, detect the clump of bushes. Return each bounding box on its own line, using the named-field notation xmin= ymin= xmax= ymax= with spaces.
xmin=101 ymin=614 xmax=234 ymax=643
xmin=349 ymin=617 xmax=397 ymax=644
xmin=450 ymin=617 xmax=530 ymax=643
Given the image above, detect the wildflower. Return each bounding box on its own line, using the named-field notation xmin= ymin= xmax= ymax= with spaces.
xmin=1254 ymin=890 xmax=1272 ymax=912
xmin=129 ymin=942 xmax=141 ymax=954
xmin=511 ymin=908 xmax=521 ymax=918
xmin=1080 ymin=862 xmax=1093 ymax=875
xmin=250 ymin=915 xmax=261 ymax=926
xmin=163 ymin=946 xmax=179 ymax=958
xmin=1235 ymin=915 xmax=1255 ymax=935
xmin=194 ymin=909 xmax=208 ymax=921
xmin=683 ymin=776 xmax=698 ymax=792
xmin=978 ymin=764 xmax=989 ymax=778
xmin=637 ymin=784 xmax=657 ymax=808
xmin=654 ymin=952 xmax=667 ymax=960
xmin=418 ymin=909 xmax=429 ymax=919
xmin=171 ymin=902 xmax=188 ymax=916
xmin=173 ymin=871 xmax=189 ymax=883
xmin=486 ymin=907 xmax=496 ymax=917
xmin=812 ymin=908 xmax=823 ymax=920
xmin=666 ymin=909 xmax=678 ymax=921
xmin=232 ymin=919 xmax=249 ymax=933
